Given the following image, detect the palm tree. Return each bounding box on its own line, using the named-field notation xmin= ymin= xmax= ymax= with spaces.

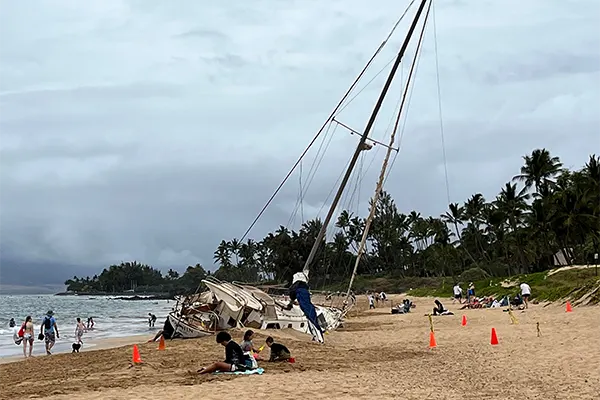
xmin=513 ymin=148 xmax=563 ymax=194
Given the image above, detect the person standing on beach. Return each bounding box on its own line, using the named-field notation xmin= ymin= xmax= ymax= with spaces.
xmin=87 ymin=317 xmax=94 ymax=330
xmin=22 ymin=316 xmax=35 ymax=358
xmin=148 ymin=313 xmax=157 ymax=328
xmin=467 ymin=282 xmax=475 ymax=304
xmin=75 ymin=318 xmax=86 ymax=345
xmin=453 ymin=284 xmax=463 ymax=304
xmin=40 ymin=310 xmax=60 ymax=355
xmin=520 ymin=282 xmax=532 ymax=309
xmin=368 ymin=294 xmax=375 ymax=309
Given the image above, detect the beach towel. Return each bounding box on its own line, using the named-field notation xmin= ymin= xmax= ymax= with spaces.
xmin=214 ymin=367 xmax=265 ymax=376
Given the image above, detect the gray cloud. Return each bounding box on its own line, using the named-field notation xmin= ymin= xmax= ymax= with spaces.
xmin=1 ymin=0 xmax=599 ymax=280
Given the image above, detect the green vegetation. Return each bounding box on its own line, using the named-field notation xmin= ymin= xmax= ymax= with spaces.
xmin=64 ymin=262 xmax=208 ymax=295
xmin=65 ymin=149 xmax=599 ymax=300
xmin=404 ymin=267 xmax=600 ymax=304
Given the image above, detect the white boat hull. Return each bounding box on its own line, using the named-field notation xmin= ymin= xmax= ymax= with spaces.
xmin=168 ymin=313 xmax=213 ymax=339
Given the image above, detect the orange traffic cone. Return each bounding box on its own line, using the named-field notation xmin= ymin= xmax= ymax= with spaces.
xmin=461 ymin=315 xmax=467 ymax=326
xmin=490 ymin=328 xmax=499 ymax=345
xmin=158 ymin=335 xmax=166 ymax=351
xmin=566 ymin=301 xmax=573 ymax=313
xmin=132 ymin=344 xmax=142 ymax=364
xmin=429 ymin=331 xmax=437 ymax=349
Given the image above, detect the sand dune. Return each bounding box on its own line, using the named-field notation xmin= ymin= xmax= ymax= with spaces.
xmin=1 ymin=296 xmax=598 ymax=400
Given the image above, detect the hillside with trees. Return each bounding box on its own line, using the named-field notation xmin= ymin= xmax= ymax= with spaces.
xmin=64 ymin=262 xmax=208 ymax=295
xmin=65 ymin=149 xmax=599 ymax=295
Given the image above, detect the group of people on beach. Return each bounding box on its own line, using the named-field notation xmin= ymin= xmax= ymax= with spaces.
xmin=12 ymin=311 xmax=60 ymax=358
xmin=367 ymin=291 xmax=387 ymax=309
xmin=453 ymin=281 xmax=532 ymax=309
xmin=197 ymin=329 xmax=292 ymax=374
xmin=11 ymin=311 xmax=97 ymax=358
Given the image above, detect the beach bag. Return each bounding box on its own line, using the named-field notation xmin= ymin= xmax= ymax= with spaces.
xmin=13 ymin=331 xmax=23 ymax=346
xmin=17 ymin=324 xmax=24 ymax=338
xmin=244 ymin=352 xmax=258 ymax=369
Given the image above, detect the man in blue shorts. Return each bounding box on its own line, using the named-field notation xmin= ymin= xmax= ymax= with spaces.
xmin=40 ymin=310 xmax=60 ymax=355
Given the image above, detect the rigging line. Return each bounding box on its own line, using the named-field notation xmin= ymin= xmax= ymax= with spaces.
xmin=346 ymin=0 xmax=433 ymax=303
xmin=432 ymin=0 xmax=452 ymax=205
xmin=384 ymin=0 xmax=430 ymax=187
xmin=303 ymin=122 xmax=334 ymax=193
xmin=299 ymin=160 xmax=305 ymax=224
xmin=315 ymin=151 xmax=355 ymax=220
xmin=341 ymin=151 xmax=364 ymax=217
xmin=287 ymin=122 xmax=336 ymax=229
xmin=239 ymin=4 xmax=420 ymax=243
xmin=355 ymin=67 xmax=407 ymax=192
xmin=342 ymin=76 xmax=404 ymax=212
xmin=289 ymin=122 xmax=340 ymax=229
xmin=303 ymin=124 xmax=339 ymax=199
xmin=286 ymin=122 xmax=332 ymax=228
xmin=335 ymin=0 xmax=418 ymax=115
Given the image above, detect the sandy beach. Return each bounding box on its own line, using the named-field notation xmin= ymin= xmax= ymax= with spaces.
xmin=1 ymin=296 xmax=598 ymax=400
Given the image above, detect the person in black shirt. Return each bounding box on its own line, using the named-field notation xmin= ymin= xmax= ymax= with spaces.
xmin=266 ymin=336 xmax=291 ymax=362
xmin=198 ymin=331 xmax=250 ymax=374
xmin=432 ymin=299 xmax=450 ymax=316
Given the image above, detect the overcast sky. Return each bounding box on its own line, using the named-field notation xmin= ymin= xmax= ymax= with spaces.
xmin=1 ymin=0 xmax=598 ymax=277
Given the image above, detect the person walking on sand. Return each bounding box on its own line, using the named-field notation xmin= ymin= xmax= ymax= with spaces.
xmin=22 ymin=316 xmax=35 ymax=358
xmin=520 ymin=282 xmax=532 ymax=309
xmin=40 ymin=310 xmax=60 ymax=355
xmin=75 ymin=318 xmax=86 ymax=345
xmin=453 ymin=283 xmax=463 ymax=304
xmin=368 ymin=294 xmax=375 ymax=309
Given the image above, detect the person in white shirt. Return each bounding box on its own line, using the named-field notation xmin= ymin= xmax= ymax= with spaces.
xmin=368 ymin=295 xmax=375 ymax=309
xmin=453 ymin=284 xmax=463 ymax=304
xmin=520 ymin=283 xmax=532 ymax=309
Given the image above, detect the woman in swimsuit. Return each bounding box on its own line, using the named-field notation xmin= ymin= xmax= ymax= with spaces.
xmin=22 ymin=316 xmax=34 ymax=358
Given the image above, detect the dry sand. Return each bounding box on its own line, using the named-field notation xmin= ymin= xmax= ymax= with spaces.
xmin=1 ymin=296 xmax=598 ymax=400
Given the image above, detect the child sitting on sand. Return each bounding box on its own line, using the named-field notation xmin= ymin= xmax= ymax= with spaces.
xmin=266 ymin=336 xmax=291 ymax=362
xmin=198 ymin=331 xmax=251 ymax=374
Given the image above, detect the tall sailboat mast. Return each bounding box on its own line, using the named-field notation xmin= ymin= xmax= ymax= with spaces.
xmin=301 ymin=0 xmax=429 ymax=276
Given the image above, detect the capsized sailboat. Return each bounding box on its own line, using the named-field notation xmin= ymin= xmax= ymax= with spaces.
xmin=168 ymin=277 xmax=344 ymax=338
xmin=169 ymin=0 xmax=432 ymax=341
xmin=282 ymin=0 xmax=431 ymax=342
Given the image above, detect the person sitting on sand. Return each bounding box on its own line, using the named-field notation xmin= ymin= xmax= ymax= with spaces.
xmin=197 ymin=331 xmax=251 ymax=374
xmin=432 ymin=300 xmax=453 ymax=316
xmin=266 ymin=336 xmax=291 ymax=362
xmin=149 ymin=318 xmax=176 ymax=342
xmin=241 ymin=330 xmax=260 ymax=354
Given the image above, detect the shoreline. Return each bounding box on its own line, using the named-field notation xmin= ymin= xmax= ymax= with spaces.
xmin=0 ymin=334 xmax=149 ymax=365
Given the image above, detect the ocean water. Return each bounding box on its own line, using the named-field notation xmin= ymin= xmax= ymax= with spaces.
xmin=0 ymin=294 xmax=173 ymax=358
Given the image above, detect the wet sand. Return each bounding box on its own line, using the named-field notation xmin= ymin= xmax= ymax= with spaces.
xmin=0 ymin=335 xmax=148 ymax=365
xmin=1 ymin=296 xmax=598 ymax=400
